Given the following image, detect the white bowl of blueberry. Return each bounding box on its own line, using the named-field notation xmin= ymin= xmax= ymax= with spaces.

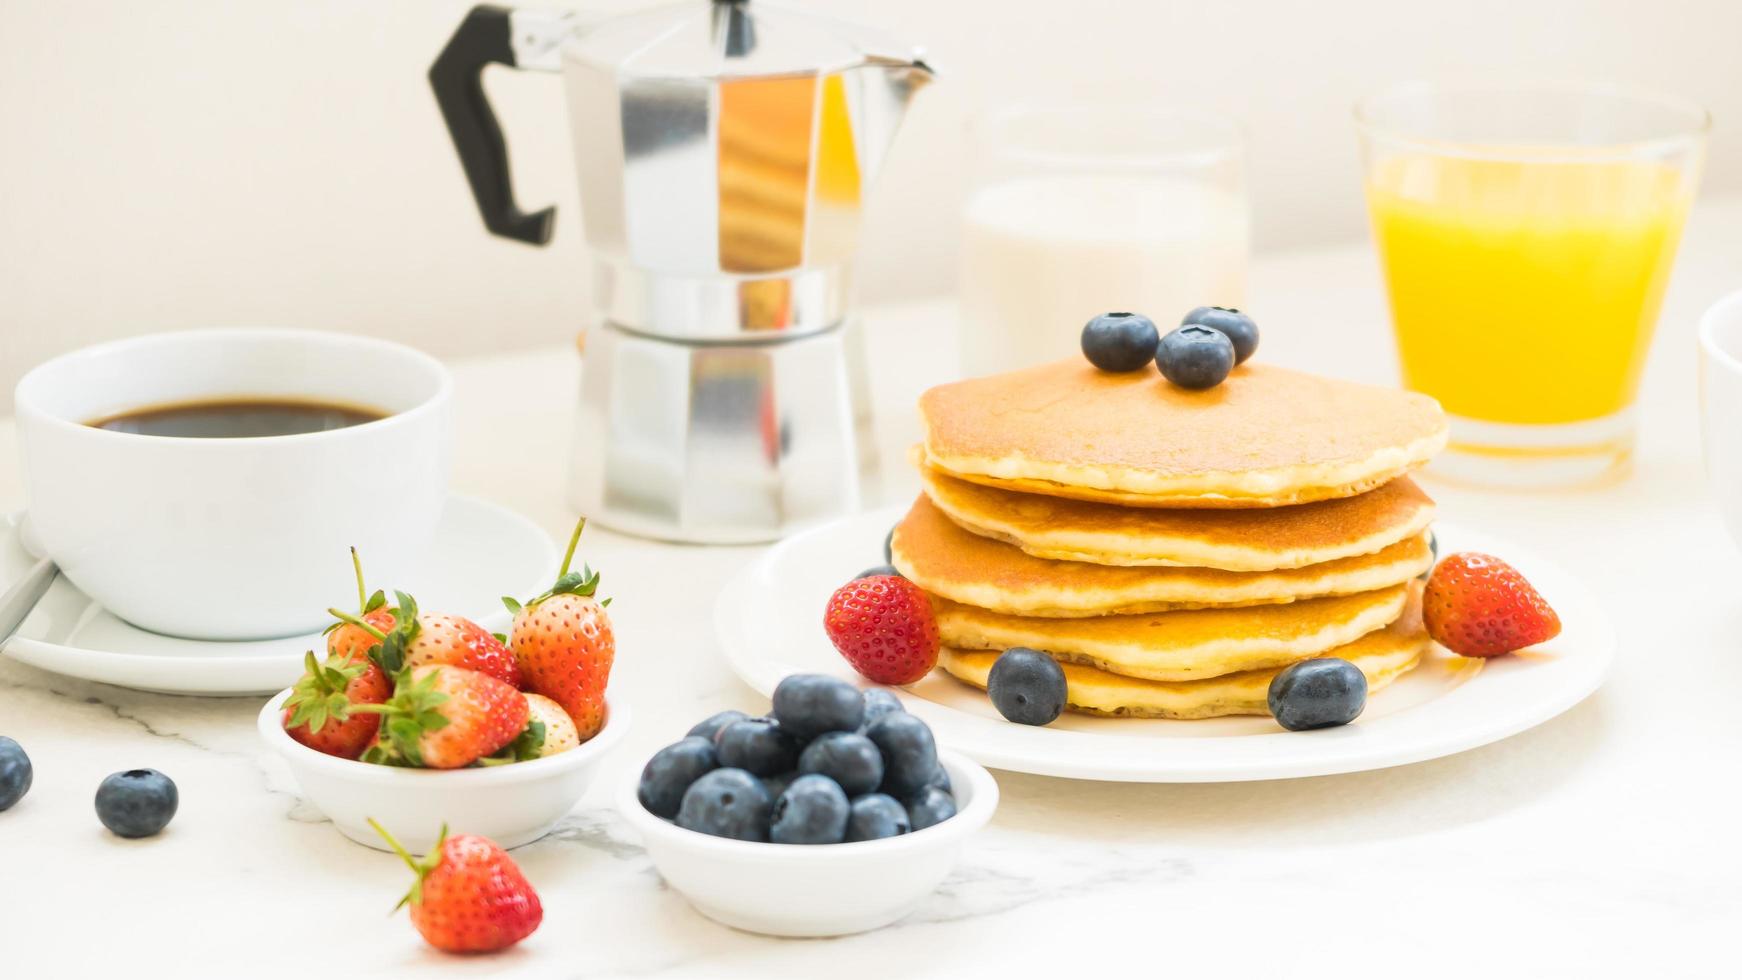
xmin=617 ymin=674 xmax=999 ymax=937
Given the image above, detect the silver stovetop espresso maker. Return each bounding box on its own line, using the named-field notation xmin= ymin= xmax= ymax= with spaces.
xmin=430 ymin=1 xmax=934 ymax=542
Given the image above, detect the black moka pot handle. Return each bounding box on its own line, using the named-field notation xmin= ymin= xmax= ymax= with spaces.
xmin=428 ymin=5 xmax=555 ymax=246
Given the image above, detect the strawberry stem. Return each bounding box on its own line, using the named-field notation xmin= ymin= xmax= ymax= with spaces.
xmin=369 ymin=817 xmax=421 ymax=872
xmin=351 ymin=546 xmax=367 ymax=614
xmin=328 ymin=608 xmax=389 ymax=641
xmin=557 ymin=517 xmax=586 ymax=578
xmin=368 ymin=818 xmax=447 ymax=911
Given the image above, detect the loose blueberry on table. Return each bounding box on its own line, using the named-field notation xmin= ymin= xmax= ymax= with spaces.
xmin=94 ymin=768 xmax=178 ymax=838
xmin=1157 ymin=324 xmax=1236 ymax=390
xmin=638 ymin=674 xmax=958 ymax=845
xmin=987 ymin=647 xmax=1068 ymax=726
xmin=0 ymin=736 xmax=31 ymax=812
xmin=1267 ymin=658 xmax=1367 ymax=731
xmin=1081 ymin=311 xmax=1162 ymax=372
xmin=1180 ymin=306 xmax=1260 ymax=364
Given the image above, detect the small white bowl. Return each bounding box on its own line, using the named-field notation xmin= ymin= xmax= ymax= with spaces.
xmin=617 ymin=750 xmax=999 ymax=937
xmin=259 ymin=689 xmax=629 ymax=853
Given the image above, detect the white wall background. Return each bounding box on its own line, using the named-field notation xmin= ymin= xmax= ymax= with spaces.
xmin=3 ymin=0 xmax=1739 ymax=392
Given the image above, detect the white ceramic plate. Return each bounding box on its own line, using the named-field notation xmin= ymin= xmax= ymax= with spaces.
xmin=715 ymin=506 xmax=1614 ymax=782
xmin=0 ymin=495 xmax=555 ymax=696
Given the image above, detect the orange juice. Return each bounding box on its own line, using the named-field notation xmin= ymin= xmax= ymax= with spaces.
xmin=1367 ymin=155 xmax=1691 ymax=426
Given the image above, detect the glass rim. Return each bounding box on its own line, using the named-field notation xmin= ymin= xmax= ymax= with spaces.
xmin=971 ymin=101 xmax=1244 ymax=172
xmin=1354 ymin=79 xmax=1711 ymax=162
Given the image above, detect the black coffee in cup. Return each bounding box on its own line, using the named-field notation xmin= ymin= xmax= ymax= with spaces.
xmin=88 ymin=398 xmax=386 ymax=438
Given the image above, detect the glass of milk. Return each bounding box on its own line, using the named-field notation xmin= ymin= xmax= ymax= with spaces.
xmin=959 ymin=104 xmax=1248 ymax=379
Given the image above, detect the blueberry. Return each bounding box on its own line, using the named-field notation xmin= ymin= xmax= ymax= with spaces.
xmin=883 ymin=526 xmax=895 ymax=564
xmin=769 ymin=774 xmax=850 ymax=845
xmin=866 ymin=713 xmax=940 ymax=798
xmin=1157 ymin=325 xmax=1235 ymax=390
xmin=1180 ymin=306 xmax=1259 ymax=364
xmin=987 ymin=647 xmax=1067 ymax=726
xmin=798 ymin=731 xmax=885 ymax=796
xmin=638 ymin=736 xmax=719 ymax=819
xmin=94 ymin=769 xmax=178 ymax=838
xmin=854 ymin=564 xmax=902 ymax=580
xmin=676 ymin=768 xmax=773 ymax=842
xmin=845 ymin=793 xmax=911 ymax=842
xmin=859 ymin=688 xmax=904 ymax=730
xmin=760 ymin=770 xmax=797 ymax=802
xmin=1268 ymin=658 xmax=1368 ymax=731
xmin=0 ymin=737 xmax=31 ymax=811
xmin=772 ymin=674 xmax=865 ymax=739
xmin=922 ymin=765 xmax=952 ymax=795
xmin=686 ymin=709 xmax=750 ymax=743
xmin=906 ymin=785 xmax=957 ymax=831
xmin=1081 ymin=312 xmax=1161 ymax=373
xmin=714 ymin=718 xmax=801 ymax=776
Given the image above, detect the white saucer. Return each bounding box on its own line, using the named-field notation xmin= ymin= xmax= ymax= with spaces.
xmin=0 ymin=496 xmax=556 ymax=696
xmin=715 ymin=506 xmax=1615 ymax=782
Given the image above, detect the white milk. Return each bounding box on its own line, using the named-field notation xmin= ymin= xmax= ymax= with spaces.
xmin=958 ymin=174 xmax=1248 ymax=379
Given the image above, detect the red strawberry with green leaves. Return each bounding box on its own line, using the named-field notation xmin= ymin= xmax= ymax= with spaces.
xmin=369 ymin=819 xmax=542 ymax=954
xmin=324 ymin=548 xmax=398 ymax=664
xmin=518 ymin=693 xmax=579 ymax=757
xmin=506 ymin=519 xmax=615 ymax=742
xmin=1424 ymin=551 xmax=1562 ymax=658
xmin=282 ymin=650 xmax=391 ymax=759
xmin=357 ymin=665 xmax=529 ymax=769
xmin=330 ymin=591 xmax=521 ymax=688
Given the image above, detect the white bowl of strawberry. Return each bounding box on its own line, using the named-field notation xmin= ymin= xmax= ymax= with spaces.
xmin=258 ymin=523 xmax=628 ymax=854
xmin=618 ymin=675 xmax=1000 ymax=937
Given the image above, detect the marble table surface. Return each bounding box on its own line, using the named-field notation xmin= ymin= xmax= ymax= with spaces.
xmin=5 ymin=198 xmax=1742 ymax=978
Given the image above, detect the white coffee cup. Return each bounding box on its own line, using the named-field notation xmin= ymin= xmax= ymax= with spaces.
xmin=14 ymin=328 xmax=451 ymax=640
xmin=1698 ymin=289 xmax=1742 ymax=547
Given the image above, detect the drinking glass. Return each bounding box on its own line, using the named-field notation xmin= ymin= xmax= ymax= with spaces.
xmin=959 ymin=104 xmax=1248 ymax=379
xmin=1357 ymin=82 xmax=1708 ymax=487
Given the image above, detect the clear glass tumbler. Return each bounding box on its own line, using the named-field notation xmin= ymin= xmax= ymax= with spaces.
xmin=1357 ymin=82 xmax=1708 ymax=488
xmin=959 ymin=104 xmax=1248 ymax=379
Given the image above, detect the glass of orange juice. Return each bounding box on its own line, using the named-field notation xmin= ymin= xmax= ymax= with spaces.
xmin=1357 ymin=82 xmax=1707 ymax=487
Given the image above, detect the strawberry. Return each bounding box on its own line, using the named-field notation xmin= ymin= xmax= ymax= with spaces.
xmin=330 ymin=591 xmax=521 ymax=688
xmin=282 ymin=650 xmax=391 ymax=759
xmin=506 ymin=519 xmax=615 ymax=742
xmin=518 ymin=693 xmax=579 ymax=757
xmin=823 ymin=574 xmax=940 ymax=685
xmin=1424 ymin=551 xmax=1562 ymax=658
xmin=358 ymin=665 xmax=529 ymax=769
xmin=324 ymin=548 xmax=398 ymax=664
xmin=369 ymin=820 xmax=542 ymax=954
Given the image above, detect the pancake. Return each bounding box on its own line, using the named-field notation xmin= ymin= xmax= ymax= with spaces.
xmin=938 ymin=590 xmax=1428 ymax=718
xmin=933 ymin=583 xmax=1409 ymax=682
xmin=919 ymin=462 xmax=1436 ymax=571
xmin=918 ymin=360 xmax=1447 ymax=508
xmin=891 ymin=494 xmax=1432 ymax=616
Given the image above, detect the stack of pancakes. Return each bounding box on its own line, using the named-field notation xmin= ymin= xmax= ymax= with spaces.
xmin=892 ymin=360 xmax=1449 ymax=719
